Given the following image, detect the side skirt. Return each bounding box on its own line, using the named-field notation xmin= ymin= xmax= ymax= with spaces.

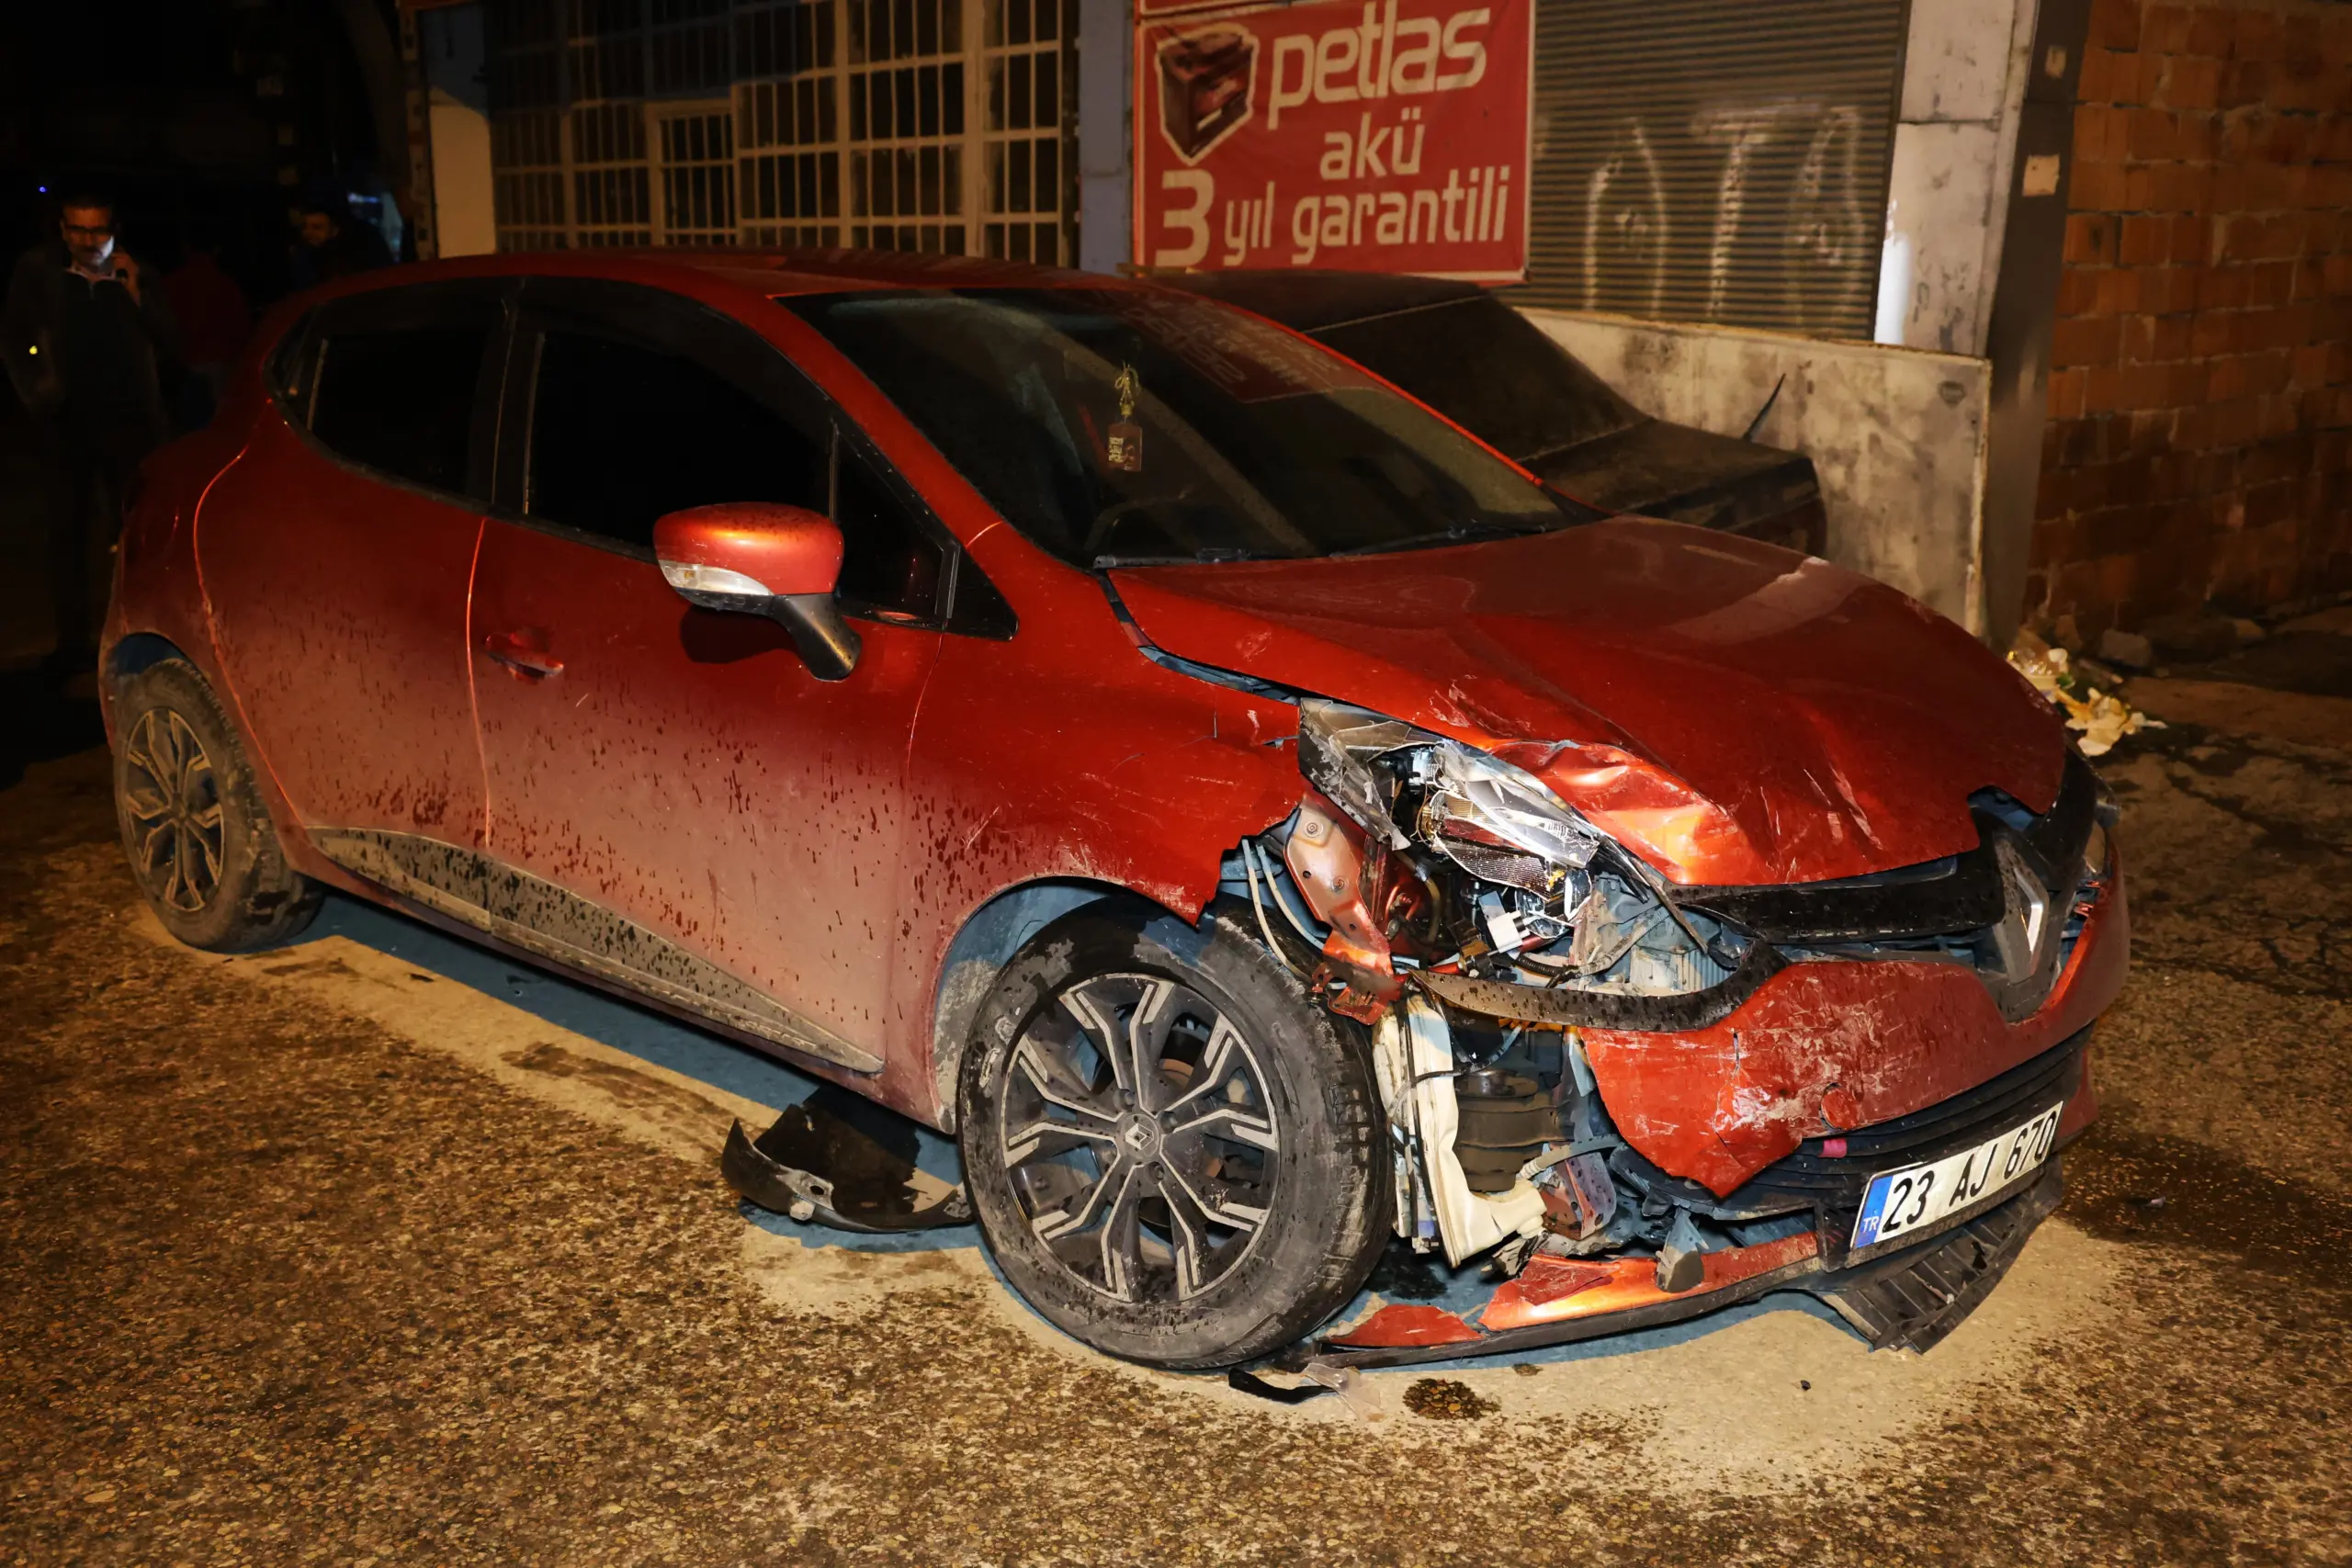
xmin=309 ymin=828 xmax=884 ymax=1075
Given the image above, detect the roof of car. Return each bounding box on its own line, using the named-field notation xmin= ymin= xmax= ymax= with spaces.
xmin=725 ymin=247 xmax=1108 ymax=294
xmin=1155 ymin=269 xmax=1487 ymax=333
xmin=281 ymin=248 xmax=1124 ymax=319
xmin=306 ymin=252 xmax=1502 ymax=321
xmin=428 ymin=247 xmax=1104 ymax=293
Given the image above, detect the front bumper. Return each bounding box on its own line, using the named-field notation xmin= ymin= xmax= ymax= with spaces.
xmin=1303 ymin=1158 xmax=2070 ymax=1371
xmin=1494 ymin=859 xmax=2129 ymax=1197
xmin=1254 ymin=872 xmax=2122 ymax=1380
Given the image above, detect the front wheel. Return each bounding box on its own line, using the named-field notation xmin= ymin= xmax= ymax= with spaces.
xmin=958 ymin=901 xmax=1389 ymax=1369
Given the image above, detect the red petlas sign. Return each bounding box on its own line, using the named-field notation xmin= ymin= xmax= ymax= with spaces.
xmin=1133 ymin=0 xmax=1532 ymax=282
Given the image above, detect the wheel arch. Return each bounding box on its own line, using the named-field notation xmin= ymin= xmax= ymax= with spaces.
xmin=108 ymin=631 xmax=188 ymax=687
xmin=100 ymin=632 xmax=194 ymax=741
xmin=927 ymin=876 xmax=1164 ymax=1133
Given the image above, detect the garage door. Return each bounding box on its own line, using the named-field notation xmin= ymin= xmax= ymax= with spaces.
xmin=1510 ymin=0 xmax=1909 ymax=339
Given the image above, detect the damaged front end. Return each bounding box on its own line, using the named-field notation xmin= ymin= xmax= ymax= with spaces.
xmin=1227 ymin=699 xmax=2125 ymax=1376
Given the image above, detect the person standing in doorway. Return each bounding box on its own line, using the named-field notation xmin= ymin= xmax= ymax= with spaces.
xmin=2 ymin=193 xmax=181 ymax=674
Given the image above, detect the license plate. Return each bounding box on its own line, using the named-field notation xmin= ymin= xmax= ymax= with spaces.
xmin=1850 ymin=1103 xmax=2064 ymax=1251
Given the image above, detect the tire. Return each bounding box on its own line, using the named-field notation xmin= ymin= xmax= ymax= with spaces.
xmin=958 ymin=900 xmax=1390 ymax=1369
xmin=113 ymin=658 xmax=320 ymax=953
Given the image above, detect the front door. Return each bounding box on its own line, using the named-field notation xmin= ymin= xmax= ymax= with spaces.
xmin=198 ymin=280 xmax=506 ymax=859
xmin=466 ymin=279 xmax=952 ymax=1076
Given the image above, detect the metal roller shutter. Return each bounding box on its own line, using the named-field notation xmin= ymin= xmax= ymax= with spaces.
xmin=1511 ymin=0 xmax=1909 ymax=340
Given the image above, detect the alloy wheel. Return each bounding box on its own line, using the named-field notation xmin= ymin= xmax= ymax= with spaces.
xmin=995 ymin=973 xmax=1281 ymax=1303
xmin=122 ymin=708 xmax=223 ymax=915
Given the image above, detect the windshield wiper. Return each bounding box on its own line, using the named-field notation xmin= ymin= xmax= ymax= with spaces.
xmin=1330 ymin=519 xmax=1556 ymax=558
xmin=1091 ymin=547 xmax=1291 ymax=569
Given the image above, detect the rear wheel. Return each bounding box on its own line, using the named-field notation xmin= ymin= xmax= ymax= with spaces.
xmin=113 ymin=659 xmax=320 ymax=952
xmin=959 ymin=901 xmax=1388 ymax=1369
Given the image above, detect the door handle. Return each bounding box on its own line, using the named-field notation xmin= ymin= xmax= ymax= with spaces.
xmin=483 ymin=629 xmax=564 ymax=678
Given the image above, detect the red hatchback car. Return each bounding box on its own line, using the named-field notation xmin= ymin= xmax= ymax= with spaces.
xmin=103 ymin=251 xmax=2126 ymax=1372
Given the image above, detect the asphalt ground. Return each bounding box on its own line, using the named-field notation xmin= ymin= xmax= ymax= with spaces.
xmin=3 ymin=611 xmax=2349 ymax=1565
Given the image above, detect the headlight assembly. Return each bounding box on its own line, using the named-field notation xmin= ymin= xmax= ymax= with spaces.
xmin=1296 ymin=699 xmax=1600 ymax=872
xmin=1421 ymin=743 xmax=1604 ymax=876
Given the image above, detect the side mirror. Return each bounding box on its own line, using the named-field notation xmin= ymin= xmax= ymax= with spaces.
xmin=654 ymin=502 xmax=862 ymax=682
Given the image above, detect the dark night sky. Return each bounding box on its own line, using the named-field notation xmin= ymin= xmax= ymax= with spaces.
xmin=2 ymin=0 xmax=388 ymax=299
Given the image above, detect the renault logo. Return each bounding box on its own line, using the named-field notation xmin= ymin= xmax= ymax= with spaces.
xmin=1990 ymin=838 xmax=2052 ymax=983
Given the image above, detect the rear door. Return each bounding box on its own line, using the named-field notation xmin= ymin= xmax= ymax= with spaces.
xmin=464 ymin=278 xmax=953 ymax=1076
xmin=198 ymin=279 xmax=505 ymax=867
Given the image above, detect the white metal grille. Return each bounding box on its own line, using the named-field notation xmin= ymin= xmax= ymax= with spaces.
xmin=571 ymin=100 xmax=654 ymax=245
xmin=980 ymin=0 xmax=1063 ymax=264
xmin=845 ymin=0 xmax=967 ymax=253
xmin=492 ymin=109 xmax=569 ymax=251
xmin=660 ymin=106 xmax=738 ymax=243
xmin=738 ymin=2 xmax=842 ymax=244
xmin=650 ymin=0 xmax=733 ymax=94
xmin=487 ymin=0 xmax=1073 ymax=260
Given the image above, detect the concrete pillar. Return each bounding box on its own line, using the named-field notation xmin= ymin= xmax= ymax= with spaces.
xmin=1877 ymin=0 xmax=2042 ymax=355
xmin=1878 ymin=0 xmax=2092 ymax=642
xmin=1977 ymin=0 xmax=2094 ymax=649
xmin=419 ymin=6 xmax=496 ymax=260
xmin=1076 ymin=0 xmax=1132 ymax=274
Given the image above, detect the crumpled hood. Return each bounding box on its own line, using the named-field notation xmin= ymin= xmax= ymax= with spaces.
xmin=1111 ymin=520 xmax=2065 ymax=886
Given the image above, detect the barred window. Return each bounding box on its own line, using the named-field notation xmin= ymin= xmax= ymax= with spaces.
xmin=482 ymin=0 xmax=1074 ymax=260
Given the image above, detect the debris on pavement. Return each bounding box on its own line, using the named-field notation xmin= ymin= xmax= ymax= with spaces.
xmin=1225 ymin=1369 xmax=1328 ymax=1405
xmin=721 ymin=1087 xmax=971 ymax=1232
xmin=1402 ymin=1379 xmax=1498 ymax=1420
xmin=2011 ymin=631 xmax=2164 ymax=756
xmin=1306 ymin=1361 xmax=1385 ymax=1423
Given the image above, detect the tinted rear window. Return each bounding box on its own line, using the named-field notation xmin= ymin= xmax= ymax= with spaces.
xmin=1314 ymin=298 xmax=1640 ymax=462
xmin=308 ymin=326 xmax=487 ymax=496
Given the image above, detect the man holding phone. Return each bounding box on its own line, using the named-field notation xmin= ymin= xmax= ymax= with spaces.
xmin=3 ymin=192 xmax=181 ymax=674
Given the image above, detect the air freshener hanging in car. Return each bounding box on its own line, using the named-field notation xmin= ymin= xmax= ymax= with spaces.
xmin=1107 ymin=363 xmax=1143 ymax=472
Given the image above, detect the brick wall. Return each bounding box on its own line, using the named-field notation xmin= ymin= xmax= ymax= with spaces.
xmin=2031 ymin=0 xmax=2352 ymax=638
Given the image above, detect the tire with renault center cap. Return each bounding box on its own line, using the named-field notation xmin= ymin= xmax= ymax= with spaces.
xmin=113 ymin=659 xmax=321 ymax=953
xmin=958 ymin=900 xmax=1390 ymax=1369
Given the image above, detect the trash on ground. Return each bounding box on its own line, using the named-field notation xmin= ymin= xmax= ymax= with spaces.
xmin=2010 ymin=631 xmax=2164 ymax=756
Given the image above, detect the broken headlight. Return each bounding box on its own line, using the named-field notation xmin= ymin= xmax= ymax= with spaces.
xmin=1299 ymin=700 xmax=1600 ymax=873
xmin=1422 ymin=744 xmax=1604 ymax=878
xmin=1295 ymin=701 xmax=1743 ymax=995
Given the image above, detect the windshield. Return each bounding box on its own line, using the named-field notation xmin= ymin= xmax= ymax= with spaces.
xmin=1312 ymin=297 xmax=1642 ymax=462
xmin=784 ymin=288 xmax=1597 ymax=567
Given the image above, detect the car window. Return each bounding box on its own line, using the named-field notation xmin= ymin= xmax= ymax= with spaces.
xmin=786 ymin=288 xmax=1600 ymax=569
xmin=308 ymin=316 xmax=490 ymax=497
xmin=522 ymin=321 xmax=948 ymax=622
xmin=1312 ymin=298 xmax=1642 ymax=462
xmin=831 ymin=433 xmax=944 ymax=619
xmin=526 ymin=328 xmax=825 ymax=549
xmin=266 ymin=310 xmax=320 ymax=424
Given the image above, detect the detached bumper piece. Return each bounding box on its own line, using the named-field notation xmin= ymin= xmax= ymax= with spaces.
xmin=1272 ymin=1163 xmax=2065 ymax=1377
xmin=722 ymin=1087 xmax=971 ymax=1234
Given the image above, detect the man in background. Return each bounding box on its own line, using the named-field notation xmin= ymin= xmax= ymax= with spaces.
xmin=2 ymin=193 xmax=180 ymax=674
xmin=288 ymin=198 xmax=392 ymax=290
xmin=163 ymin=230 xmax=249 ymax=428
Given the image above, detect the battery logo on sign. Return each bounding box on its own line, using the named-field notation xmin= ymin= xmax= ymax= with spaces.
xmin=1136 ymin=0 xmax=1532 ymax=283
